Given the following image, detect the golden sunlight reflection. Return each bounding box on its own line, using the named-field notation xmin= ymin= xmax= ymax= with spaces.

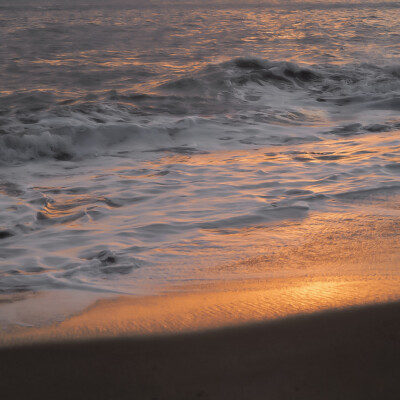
xmin=3 ymin=275 xmax=400 ymax=347
xmin=2 ymin=126 xmax=398 ymax=346
xmin=2 ymin=0 xmax=400 ymax=361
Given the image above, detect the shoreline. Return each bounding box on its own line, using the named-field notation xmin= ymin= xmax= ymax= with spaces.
xmin=2 ymin=274 xmax=400 ymax=347
xmin=2 ymin=300 xmax=400 ymax=400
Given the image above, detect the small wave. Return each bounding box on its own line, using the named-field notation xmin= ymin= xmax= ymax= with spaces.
xmin=161 ymin=57 xmax=400 ymax=100
xmin=325 ymin=122 xmax=396 ymax=136
xmin=335 ymin=185 xmax=400 ymax=203
xmin=199 ymin=203 xmax=310 ymax=231
xmin=0 ymin=246 xmax=145 ymax=294
xmin=0 ymin=58 xmax=399 ymax=163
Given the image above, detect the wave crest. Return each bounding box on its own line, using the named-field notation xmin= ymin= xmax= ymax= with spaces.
xmin=1 ymin=58 xmax=399 ymax=163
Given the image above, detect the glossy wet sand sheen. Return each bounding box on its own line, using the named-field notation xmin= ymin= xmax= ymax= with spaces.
xmin=2 ymin=301 xmax=400 ymax=400
xmin=2 ymin=275 xmax=400 ymax=346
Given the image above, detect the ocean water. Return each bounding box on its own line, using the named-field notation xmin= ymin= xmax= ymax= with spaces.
xmin=1 ymin=0 xmax=400 ymax=328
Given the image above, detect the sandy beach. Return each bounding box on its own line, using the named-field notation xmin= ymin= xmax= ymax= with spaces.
xmin=2 ymin=275 xmax=400 ymax=346
xmin=2 ymin=300 xmax=400 ymax=400
xmin=2 ymin=276 xmax=400 ymax=399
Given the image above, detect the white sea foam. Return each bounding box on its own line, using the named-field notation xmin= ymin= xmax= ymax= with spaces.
xmin=0 ymin=59 xmax=399 ymax=163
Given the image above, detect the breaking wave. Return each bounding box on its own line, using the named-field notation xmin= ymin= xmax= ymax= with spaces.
xmin=0 ymin=58 xmax=399 ymax=163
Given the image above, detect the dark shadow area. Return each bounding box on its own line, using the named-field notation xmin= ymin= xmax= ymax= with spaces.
xmin=1 ymin=302 xmax=400 ymax=400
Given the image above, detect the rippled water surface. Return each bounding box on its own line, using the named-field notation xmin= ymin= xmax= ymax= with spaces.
xmin=1 ymin=0 xmax=400 ymax=328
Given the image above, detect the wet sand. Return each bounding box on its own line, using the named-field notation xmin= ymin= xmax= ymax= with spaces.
xmin=2 ymin=275 xmax=400 ymax=346
xmin=1 ymin=300 xmax=400 ymax=400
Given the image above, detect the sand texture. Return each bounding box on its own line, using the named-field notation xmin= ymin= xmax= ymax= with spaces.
xmin=2 ymin=301 xmax=400 ymax=400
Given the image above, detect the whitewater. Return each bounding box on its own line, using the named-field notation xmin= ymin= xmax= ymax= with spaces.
xmin=1 ymin=0 xmax=400 ymax=329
